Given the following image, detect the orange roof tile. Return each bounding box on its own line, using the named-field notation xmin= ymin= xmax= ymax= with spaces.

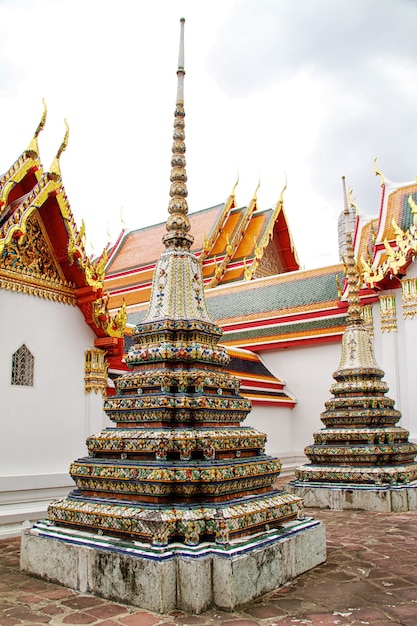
xmin=106 ymin=205 xmax=223 ymax=274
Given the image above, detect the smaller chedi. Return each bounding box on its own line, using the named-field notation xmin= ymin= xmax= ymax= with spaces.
xmin=288 ymin=178 xmax=417 ymax=512
xmin=21 ymin=19 xmax=325 ymax=614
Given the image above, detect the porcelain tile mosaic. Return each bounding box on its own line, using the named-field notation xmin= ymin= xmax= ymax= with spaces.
xmin=46 ymin=20 xmax=305 ymax=548
xmin=293 ymin=201 xmax=417 ymax=488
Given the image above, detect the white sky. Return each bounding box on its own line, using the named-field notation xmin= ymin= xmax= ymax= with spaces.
xmin=1 ymin=0 xmax=417 ymax=268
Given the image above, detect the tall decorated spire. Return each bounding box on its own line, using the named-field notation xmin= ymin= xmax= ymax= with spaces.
xmin=342 ymin=176 xmax=362 ymax=327
xmin=25 ymin=19 xmax=322 ymax=614
xmin=163 ymin=17 xmax=193 ymax=250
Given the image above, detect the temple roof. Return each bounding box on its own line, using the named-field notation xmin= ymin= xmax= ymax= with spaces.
xmin=107 ymin=336 xmax=295 ymax=408
xmin=104 ymin=187 xmax=300 ymax=312
xmin=351 ymin=173 xmax=417 ymax=292
xmin=128 ymin=263 xmax=346 ymax=351
xmin=0 ymin=105 xmax=126 ymax=349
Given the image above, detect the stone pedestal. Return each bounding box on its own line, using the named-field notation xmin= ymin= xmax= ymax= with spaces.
xmin=287 ymin=480 xmax=417 ymax=512
xmin=21 ymin=517 xmax=326 ymax=614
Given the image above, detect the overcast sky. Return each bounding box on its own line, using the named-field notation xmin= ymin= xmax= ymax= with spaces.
xmin=1 ymin=0 xmax=417 ymax=268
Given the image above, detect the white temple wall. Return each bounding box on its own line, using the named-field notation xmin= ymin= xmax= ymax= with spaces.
xmin=0 ymin=290 xmax=108 ymax=536
xmin=244 ymin=403 xmax=293 ymax=474
xmin=371 ymin=282 xmax=417 ymax=441
xmin=259 ymin=341 xmax=341 ymax=466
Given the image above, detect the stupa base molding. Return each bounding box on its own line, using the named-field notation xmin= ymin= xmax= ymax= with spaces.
xmin=21 ymin=517 xmax=326 ymax=614
xmin=286 ymin=479 xmax=417 ymax=512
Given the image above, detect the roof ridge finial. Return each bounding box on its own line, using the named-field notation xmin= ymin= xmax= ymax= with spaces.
xmin=163 ymin=17 xmax=194 ymax=250
xmin=342 ymin=176 xmax=362 ymax=326
xmin=49 ymin=119 xmax=69 ymax=181
xmin=27 ymin=99 xmax=47 ymax=157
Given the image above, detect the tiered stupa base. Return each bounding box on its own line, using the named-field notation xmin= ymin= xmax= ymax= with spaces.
xmin=21 ymin=513 xmax=325 ymax=614
xmin=287 ymin=474 xmax=417 ymax=512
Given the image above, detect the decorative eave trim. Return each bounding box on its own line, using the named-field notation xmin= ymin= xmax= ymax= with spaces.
xmin=200 ymin=185 xmax=237 ymax=263
xmin=0 ymin=267 xmax=77 ymax=304
xmin=361 ymin=203 xmax=417 ymax=289
xmin=206 ymin=190 xmax=259 ymax=288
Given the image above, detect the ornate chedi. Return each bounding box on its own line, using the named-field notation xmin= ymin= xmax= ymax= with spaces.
xmin=47 ymin=18 xmax=302 ymax=547
xmin=288 ymin=178 xmax=417 ymax=510
xmin=21 ymin=20 xmax=325 ymax=613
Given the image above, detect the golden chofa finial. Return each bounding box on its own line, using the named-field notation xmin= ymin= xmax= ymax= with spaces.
xmin=231 ymin=171 xmax=239 ymax=198
xmin=279 ymin=172 xmax=287 ymax=205
xmin=252 ymin=175 xmax=261 ymax=202
xmin=26 ymin=99 xmax=47 ymax=157
xmin=348 ymin=186 xmax=359 ymax=216
xmin=49 ymin=119 xmax=69 ymax=181
xmin=373 ymin=157 xmax=385 ymax=186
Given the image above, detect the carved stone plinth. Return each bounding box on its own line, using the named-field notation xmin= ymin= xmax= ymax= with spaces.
xmin=21 ymin=517 xmax=326 ymax=614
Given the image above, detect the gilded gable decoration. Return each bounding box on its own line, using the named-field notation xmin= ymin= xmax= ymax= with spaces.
xmin=361 ymin=194 xmax=417 ymax=289
xmin=401 ymin=277 xmax=417 ymax=319
xmin=379 ymin=294 xmax=397 ymax=333
xmin=0 ymin=212 xmax=76 ymax=303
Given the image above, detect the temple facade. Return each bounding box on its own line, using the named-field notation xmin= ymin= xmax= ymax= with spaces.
xmin=1 ymin=30 xmax=417 ymax=543
xmin=0 ymin=106 xmax=126 ymax=536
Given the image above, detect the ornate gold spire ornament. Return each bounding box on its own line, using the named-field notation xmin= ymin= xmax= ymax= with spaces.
xmin=373 ymin=157 xmax=385 ymax=186
xmin=163 ymin=18 xmax=193 ymax=251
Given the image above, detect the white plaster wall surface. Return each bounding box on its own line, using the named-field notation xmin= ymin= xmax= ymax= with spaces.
xmin=260 ymin=342 xmax=342 ymax=454
xmin=0 ymin=290 xmax=107 ymax=478
xmin=371 ymin=288 xmax=415 ymax=438
xmin=244 ymin=404 xmax=293 ymax=461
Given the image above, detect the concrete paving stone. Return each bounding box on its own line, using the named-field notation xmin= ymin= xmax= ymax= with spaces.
xmin=383 ymin=602 xmax=417 ymax=621
xmin=302 ymin=613 xmax=351 ymax=625
xmin=118 ymin=612 xmax=164 ymax=626
xmin=4 ymin=606 xmax=51 ymax=622
xmin=38 ymin=587 xmax=76 ymax=599
xmin=0 ymin=619 xmax=20 ymax=626
xmin=221 ymin=617 xmax=258 ymax=626
xmin=172 ymin=615 xmax=208 ymax=623
xmin=356 ymin=589 xmax=401 ymax=605
xmin=62 ymin=611 xmax=98 ymax=623
xmin=347 ymin=605 xmax=401 ymax=621
xmin=371 ymin=575 xmax=415 ymax=590
xmin=86 ymin=603 xmax=130 ymax=619
xmin=61 ymin=595 xmax=108 ymax=609
xmin=240 ymin=603 xmax=287 ymax=619
xmin=19 ymin=593 xmax=44 ymax=603
xmin=39 ymin=603 xmax=65 ymax=615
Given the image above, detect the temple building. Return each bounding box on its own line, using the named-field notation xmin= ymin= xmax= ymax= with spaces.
xmin=0 ymin=16 xmax=417 ymax=552
xmin=0 ymin=105 xmax=126 ymax=537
